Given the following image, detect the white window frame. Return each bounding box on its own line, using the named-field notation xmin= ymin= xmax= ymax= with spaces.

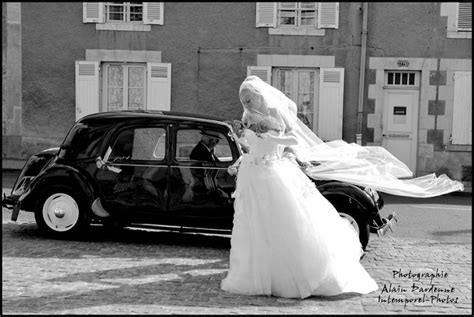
xmin=104 ymin=2 xmax=144 ymax=23
xmin=384 ymin=71 xmax=420 ymax=88
xmin=83 ymin=2 xmax=164 ymax=31
xmin=265 ymin=2 xmax=339 ymax=36
xmin=273 ymin=67 xmax=319 ymax=131
xmin=101 ymin=62 xmax=147 ymax=112
xmin=276 ymin=2 xmax=317 ymax=28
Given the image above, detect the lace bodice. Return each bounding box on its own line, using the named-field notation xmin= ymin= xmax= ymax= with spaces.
xmin=238 ymin=129 xmax=298 ymax=165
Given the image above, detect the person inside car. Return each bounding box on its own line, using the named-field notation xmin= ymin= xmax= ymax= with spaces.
xmin=190 ymin=130 xmax=221 ymax=163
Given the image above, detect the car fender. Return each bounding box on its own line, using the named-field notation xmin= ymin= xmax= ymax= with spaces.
xmin=19 ymin=163 xmax=98 ymax=213
xmin=316 ymin=181 xmax=378 ymax=220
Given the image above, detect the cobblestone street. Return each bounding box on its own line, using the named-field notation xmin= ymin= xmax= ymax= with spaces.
xmin=2 ymin=209 xmax=472 ymax=315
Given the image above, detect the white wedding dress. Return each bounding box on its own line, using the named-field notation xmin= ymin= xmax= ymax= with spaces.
xmin=220 ymin=129 xmax=379 ymax=299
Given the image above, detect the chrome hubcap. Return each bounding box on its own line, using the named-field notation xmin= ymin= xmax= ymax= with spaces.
xmin=54 ymin=208 xmax=65 ymax=218
xmin=42 ymin=193 xmax=79 ymax=232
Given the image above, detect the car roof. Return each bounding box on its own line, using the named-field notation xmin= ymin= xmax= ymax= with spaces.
xmin=78 ymin=110 xmax=232 ymax=127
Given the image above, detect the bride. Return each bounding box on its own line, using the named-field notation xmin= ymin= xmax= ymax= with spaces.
xmin=220 ymin=110 xmax=379 ymax=299
xmin=220 ymin=75 xmax=463 ymax=299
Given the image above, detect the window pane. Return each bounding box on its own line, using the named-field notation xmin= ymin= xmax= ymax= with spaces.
xmin=402 ymin=73 xmax=408 ymax=85
xmin=132 ymin=128 xmax=166 ymax=160
xmin=409 ymin=73 xmax=415 ymax=85
xmin=388 ymin=72 xmax=393 ymax=85
xmin=277 ymin=70 xmax=294 ymax=98
xmin=279 ymin=11 xmax=296 ymax=25
xmin=176 ymin=130 xmax=201 ymax=160
xmin=109 ymin=127 xmax=166 ymax=161
xmin=107 ymin=66 xmax=123 ymax=111
xmin=176 ymin=129 xmax=231 ymax=162
xmin=108 ymin=66 xmax=123 ymax=86
xmin=130 ymin=4 xmax=143 ymax=21
xmin=301 ymin=10 xmax=316 ymax=26
xmin=395 ymin=72 xmax=401 ymax=85
xmin=297 ymin=71 xmax=315 ymax=128
xmin=128 ymin=67 xmax=145 ymax=110
xmin=107 ymin=4 xmax=124 ymax=21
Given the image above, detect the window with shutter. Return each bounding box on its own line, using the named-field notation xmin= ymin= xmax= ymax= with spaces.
xmin=318 ymin=68 xmax=344 ymax=141
xmin=143 ymin=2 xmax=164 ymax=25
xmin=256 ymin=2 xmax=277 ymax=27
xmin=147 ymin=63 xmax=171 ymax=111
xmin=102 ymin=63 xmax=147 ymax=111
xmin=451 ymin=71 xmax=472 ymax=145
xmin=83 ymin=2 xmax=104 ymax=23
xmin=440 ymin=2 xmax=471 ymax=38
xmin=274 ymin=68 xmax=318 ymax=130
xmin=104 ymin=2 xmax=143 ymax=23
xmin=76 ymin=61 xmax=100 ymax=121
xmin=257 ymin=2 xmax=338 ymax=36
xmin=318 ymin=2 xmax=339 ymax=29
xmin=457 ymin=2 xmax=472 ymax=32
xmin=83 ymin=2 xmax=163 ymax=31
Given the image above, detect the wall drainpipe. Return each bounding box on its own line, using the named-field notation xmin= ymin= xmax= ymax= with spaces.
xmin=356 ymin=2 xmax=368 ymax=145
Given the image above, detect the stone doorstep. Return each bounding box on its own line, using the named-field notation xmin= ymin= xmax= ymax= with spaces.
xmin=2 ymin=159 xmax=472 ymax=194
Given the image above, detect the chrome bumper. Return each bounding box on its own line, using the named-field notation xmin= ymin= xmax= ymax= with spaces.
xmin=375 ymin=212 xmax=398 ymax=237
xmin=2 ymin=193 xmax=21 ymax=222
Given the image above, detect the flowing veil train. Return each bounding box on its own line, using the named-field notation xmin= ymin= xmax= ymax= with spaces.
xmin=239 ymin=76 xmax=464 ymax=198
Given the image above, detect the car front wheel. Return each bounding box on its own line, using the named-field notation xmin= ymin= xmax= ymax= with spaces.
xmin=338 ymin=211 xmax=370 ymax=251
xmin=34 ymin=185 xmax=90 ymax=237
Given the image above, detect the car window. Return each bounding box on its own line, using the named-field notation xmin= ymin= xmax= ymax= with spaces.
xmin=176 ymin=129 xmax=233 ymax=163
xmin=110 ymin=127 xmax=166 ymax=162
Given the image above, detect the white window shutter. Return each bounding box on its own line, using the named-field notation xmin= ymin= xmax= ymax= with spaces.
xmin=247 ymin=66 xmax=272 ymax=84
xmin=256 ymin=2 xmax=277 ymax=27
xmin=83 ymin=2 xmax=104 ymax=23
xmin=143 ymin=2 xmax=164 ymax=25
xmin=147 ymin=63 xmax=171 ymax=111
xmin=75 ymin=61 xmax=100 ymax=121
xmin=452 ymin=71 xmax=472 ymax=144
xmin=318 ymin=2 xmax=339 ymax=29
xmin=456 ymin=2 xmax=472 ymax=31
xmin=318 ymin=68 xmax=344 ymax=141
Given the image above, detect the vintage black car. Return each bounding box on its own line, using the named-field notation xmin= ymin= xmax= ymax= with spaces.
xmin=3 ymin=111 xmax=397 ymax=249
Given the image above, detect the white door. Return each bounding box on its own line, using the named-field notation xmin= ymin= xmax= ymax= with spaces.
xmin=382 ymin=89 xmax=419 ymax=172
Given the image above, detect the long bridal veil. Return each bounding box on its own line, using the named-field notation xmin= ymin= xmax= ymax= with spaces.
xmin=239 ymin=76 xmax=464 ymax=198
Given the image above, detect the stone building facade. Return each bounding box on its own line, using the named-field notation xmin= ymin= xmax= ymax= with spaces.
xmin=2 ymin=2 xmax=471 ymax=189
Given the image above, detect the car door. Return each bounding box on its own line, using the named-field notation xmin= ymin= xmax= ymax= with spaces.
xmin=94 ymin=122 xmax=170 ymax=222
xmin=168 ymin=123 xmax=238 ymax=229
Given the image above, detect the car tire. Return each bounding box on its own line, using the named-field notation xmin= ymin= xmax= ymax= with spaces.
xmin=338 ymin=211 xmax=370 ymax=251
xmin=34 ymin=184 xmax=90 ymax=238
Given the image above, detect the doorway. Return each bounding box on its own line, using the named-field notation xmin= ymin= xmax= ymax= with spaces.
xmin=382 ymin=71 xmax=420 ymax=173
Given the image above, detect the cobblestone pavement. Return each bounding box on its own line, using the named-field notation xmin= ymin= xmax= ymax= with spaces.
xmin=2 ymin=210 xmax=472 ymax=315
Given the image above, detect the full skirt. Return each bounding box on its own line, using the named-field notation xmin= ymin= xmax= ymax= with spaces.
xmin=220 ymin=158 xmax=379 ymax=298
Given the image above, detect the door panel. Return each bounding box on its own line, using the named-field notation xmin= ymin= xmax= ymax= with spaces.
xmin=382 ymin=89 xmax=419 ymax=172
xmin=168 ymin=127 xmax=237 ymax=228
xmin=96 ymin=164 xmax=169 ymax=220
xmin=95 ymin=124 xmax=169 ymax=221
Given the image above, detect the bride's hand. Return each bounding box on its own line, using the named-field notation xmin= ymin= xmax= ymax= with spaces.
xmin=232 ymin=120 xmax=244 ymax=137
